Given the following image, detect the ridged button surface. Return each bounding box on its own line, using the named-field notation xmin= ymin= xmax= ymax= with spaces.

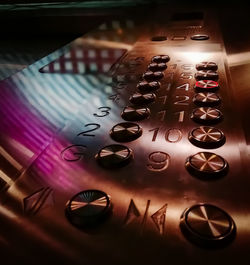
xmin=110 ymin=122 xmax=142 ymax=142
xmin=180 ymin=203 xmax=236 ymax=247
xmin=96 ymin=144 xmax=133 ymax=168
xmin=65 ymin=190 xmax=111 ymax=227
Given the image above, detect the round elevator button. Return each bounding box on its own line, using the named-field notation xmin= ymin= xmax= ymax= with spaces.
xmin=143 ymin=70 xmax=164 ymax=81
xmin=180 ymin=203 xmax=236 ymax=247
xmin=148 ymin=62 xmax=167 ymax=72
xmin=110 ymin=122 xmax=142 ymax=142
xmin=193 ymin=92 xmax=221 ymax=107
xmin=121 ymin=106 xmax=150 ymax=121
xmin=191 ymin=107 xmax=223 ymax=124
xmin=151 ymin=55 xmax=170 ymax=63
xmin=194 ymin=80 xmax=219 ymax=92
xmin=185 ymin=152 xmax=228 ymax=178
xmin=65 ymin=190 xmax=111 ymax=227
xmin=129 ymin=92 xmax=156 ymax=105
xmin=191 ymin=34 xmax=209 ymax=41
xmin=95 ymin=144 xmax=133 ymax=168
xmin=137 ymin=81 xmax=160 ymax=93
xmin=196 ymin=62 xmax=218 ymax=71
xmin=189 ymin=126 xmax=225 ymax=149
xmin=195 ymin=70 xmax=219 ymax=81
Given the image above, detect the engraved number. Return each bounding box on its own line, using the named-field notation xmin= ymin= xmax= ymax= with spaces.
xmin=109 ymin=94 xmax=120 ymax=102
xmin=77 ymin=123 xmax=101 ymax=137
xmin=180 ymin=72 xmax=192 ymax=79
xmin=174 ymin=95 xmax=189 ymax=105
xmin=175 ymin=111 xmax=185 ymax=122
xmin=169 ymin=64 xmax=177 ymax=70
xmin=165 ymin=128 xmax=182 ymax=143
xmin=181 ymin=64 xmax=193 ymax=70
xmin=149 ymin=127 xmax=159 ymax=142
xmin=147 ymin=151 xmax=170 ymax=172
xmin=176 ymin=83 xmax=189 ymax=91
xmin=156 ymin=110 xmax=166 ymax=121
xmin=61 ymin=145 xmax=87 ymax=162
xmin=114 ymin=82 xmax=127 ymax=90
xmin=149 ymin=128 xmax=182 ymax=142
xmin=93 ymin=107 xmax=111 ymax=117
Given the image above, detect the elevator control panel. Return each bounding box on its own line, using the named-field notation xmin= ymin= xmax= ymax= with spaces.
xmin=0 ymin=8 xmax=249 ymax=265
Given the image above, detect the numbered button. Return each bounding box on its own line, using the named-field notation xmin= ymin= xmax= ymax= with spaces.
xmin=148 ymin=62 xmax=167 ymax=71
xmin=196 ymin=62 xmax=218 ymax=71
xmin=143 ymin=71 xmax=164 ymax=81
xmin=193 ymin=92 xmax=221 ymax=107
xmin=189 ymin=126 xmax=225 ymax=149
xmin=95 ymin=144 xmax=133 ymax=168
xmin=185 ymin=152 xmax=228 ymax=178
xmin=65 ymin=190 xmax=111 ymax=227
xmin=151 ymin=55 xmax=170 ymax=63
xmin=180 ymin=203 xmax=236 ymax=247
xmin=191 ymin=107 xmax=223 ymax=124
xmin=121 ymin=106 xmax=150 ymax=121
xmin=194 ymin=80 xmax=219 ymax=92
xmin=137 ymin=81 xmax=160 ymax=93
xmin=195 ymin=70 xmax=218 ymax=81
xmin=110 ymin=122 xmax=142 ymax=142
xmin=129 ymin=92 xmax=156 ymax=105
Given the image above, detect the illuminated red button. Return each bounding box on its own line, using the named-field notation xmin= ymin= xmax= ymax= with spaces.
xmin=194 ymin=80 xmax=219 ymax=92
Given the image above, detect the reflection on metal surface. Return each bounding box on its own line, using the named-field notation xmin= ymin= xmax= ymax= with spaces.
xmin=40 ymin=46 xmax=126 ymax=74
xmin=228 ymin=51 xmax=250 ymax=67
xmin=23 ymin=187 xmax=54 ymax=215
xmin=60 ymin=145 xmax=87 ymax=162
